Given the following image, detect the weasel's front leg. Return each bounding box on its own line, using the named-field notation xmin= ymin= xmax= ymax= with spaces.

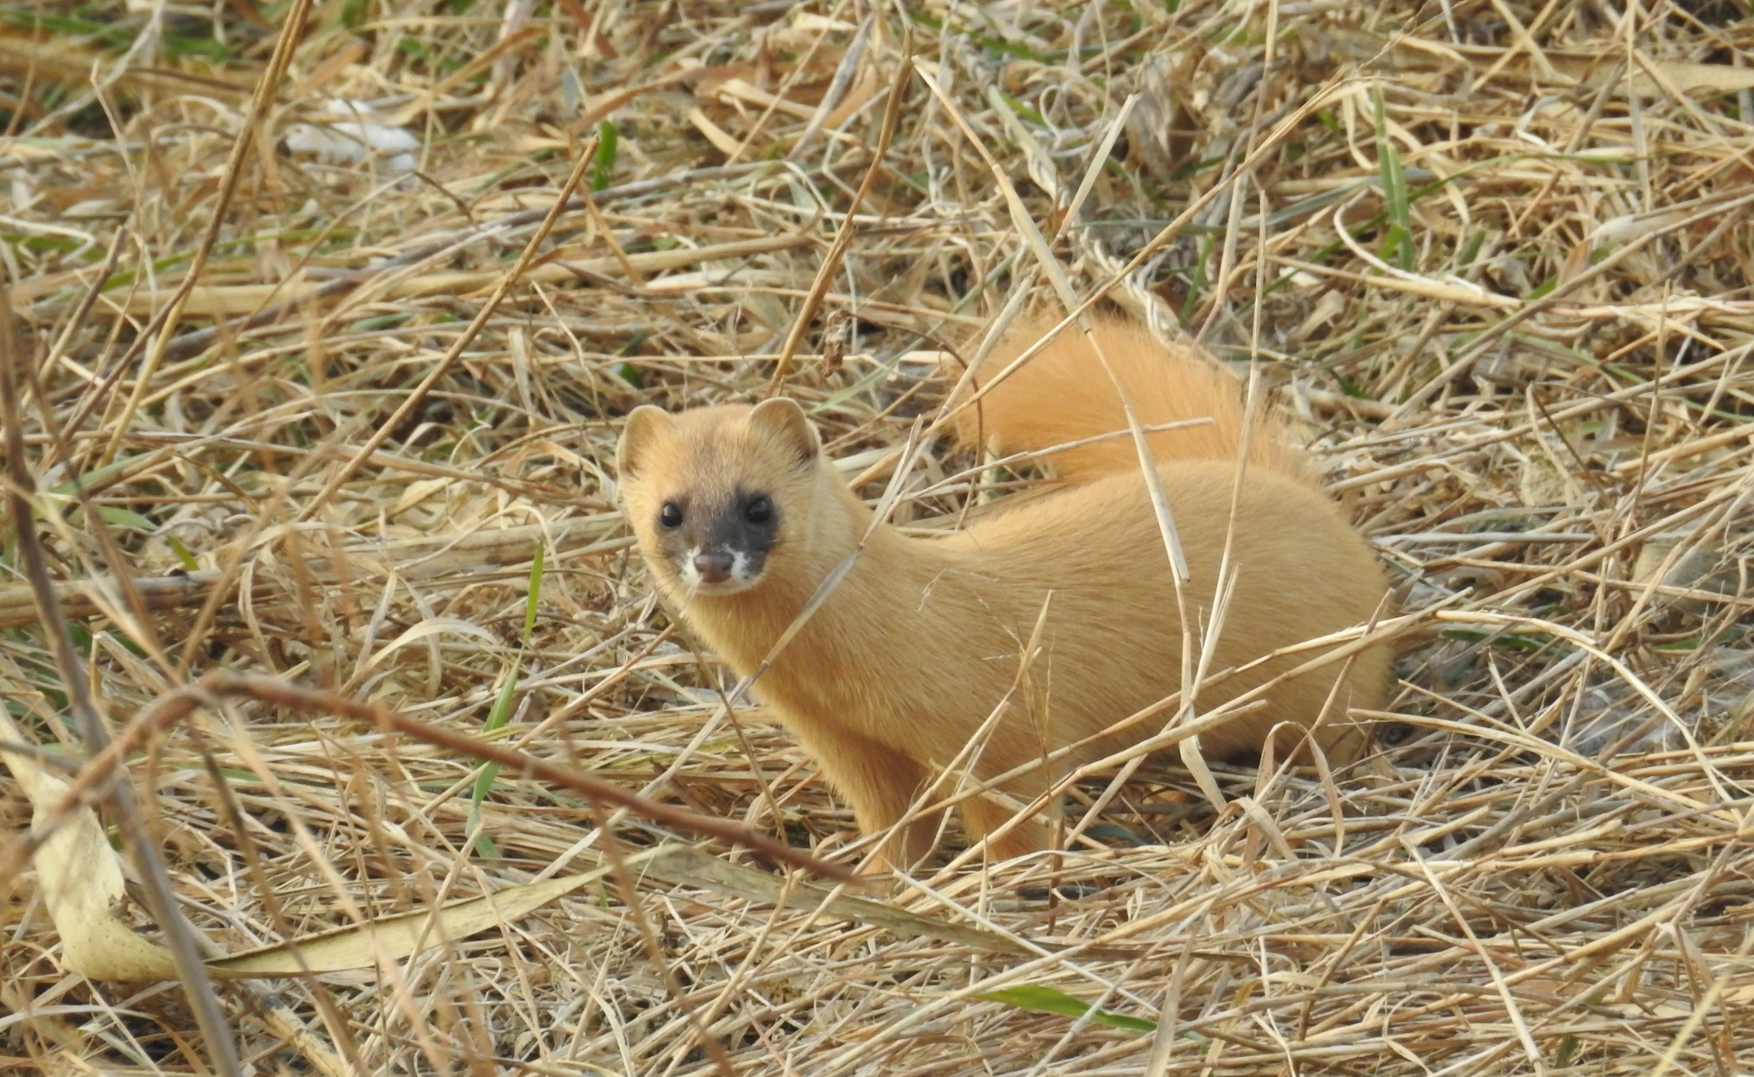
xmin=959 ymin=780 xmax=1052 ymax=861
xmin=790 ymin=722 xmax=942 ymax=872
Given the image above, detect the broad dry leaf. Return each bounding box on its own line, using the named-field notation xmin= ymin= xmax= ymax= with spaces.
xmin=209 ymin=868 xmax=617 ymax=977
xmin=0 ymin=710 xmax=184 ymax=981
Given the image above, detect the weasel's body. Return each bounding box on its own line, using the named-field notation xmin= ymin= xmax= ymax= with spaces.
xmin=617 ymin=316 xmax=1392 ymax=869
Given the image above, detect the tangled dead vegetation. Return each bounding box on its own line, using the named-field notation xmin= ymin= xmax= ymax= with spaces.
xmin=3 ymin=0 xmax=1754 ymax=1074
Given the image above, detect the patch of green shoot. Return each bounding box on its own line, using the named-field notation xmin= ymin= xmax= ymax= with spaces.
xmin=593 ymin=121 xmax=619 ymax=191
xmin=1554 ymin=1036 xmax=1578 ymax=1067
xmin=469 ymin=543 xmax=545 ymax=859
xmin=616 ymin=331 xmax=649 ymax=387
xmin=350 ymin=313 xmax=411 ymax=333
xmin=1457 ymin=228 xmax=1486 ymax=268
xmin=1178 ymin=234 xmax=1215 ymax=323
xmin=46 ymin=455 xmax=139 ymax=498
xmin=1653 ymin=631 xmax=1744 ymax=655
xmin=167 ymin=537 xmax=200 ymax=572
xmin=8 ymin=235 xmax=81 ymax=255
xmin=105 ymin=627 xmax=148 ymax=660
xmin=41 ymin=464 xmax=155 ymax=533
xmin=88 ymin=226 xmax=358 ymax=297
xmin=1170 ymin=154 xmax=1226 ymax=181
xmin=522 ymin=547 xmax=542 ymax=642
xmin=164 ymin=30 xmax=234 ymax=62
xmin=1372 ymin=88 xmax=1414 ymax=271
xmin=995 ymin=90 xmax=1046 ymax=127
xmin=0 ymin=9 xmax=133 ymax=45
xmin=979 ymin=986 xmax=1160 ymax=1034
xmin=903 ymin=10 xmax=1053 ymax=61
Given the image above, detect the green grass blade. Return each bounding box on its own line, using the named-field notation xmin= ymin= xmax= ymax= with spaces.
xmin=470 ymin=542 xmax=545 ymax=856
xmin=1373 ymin=88 xmax=1414 ymax=270
xmin=523 ymin=543 xmax=544 ymax=644
xmin=979 ymin=986 xmax=1158 ymax=1033
xmin=167 ymin=536 xmax=201 ymax=571
xmin=593 ymin=121 xmax=619 ymax=192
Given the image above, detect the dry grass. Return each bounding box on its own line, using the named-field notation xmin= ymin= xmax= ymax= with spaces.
xmin=3 ymin=0 xmax=1754 ymax=1073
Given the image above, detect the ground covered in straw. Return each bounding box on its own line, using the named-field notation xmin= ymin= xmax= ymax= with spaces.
xmin=3 ymin=0 xmax=1754 ymax=1074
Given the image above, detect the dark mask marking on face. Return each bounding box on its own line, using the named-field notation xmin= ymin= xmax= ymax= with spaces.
xmin=652 ymin=488 xmax=781 ymax=587
xmin=700 ymin=487 xmax=780 ymax=577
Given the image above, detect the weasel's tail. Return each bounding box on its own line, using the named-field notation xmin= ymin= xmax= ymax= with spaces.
xmin=946 ymin=314 xmax=1310 ymax=483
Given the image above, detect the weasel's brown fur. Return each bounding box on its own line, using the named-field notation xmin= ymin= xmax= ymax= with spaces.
xmin=617 ymin=314 xmax=1392 ymax=870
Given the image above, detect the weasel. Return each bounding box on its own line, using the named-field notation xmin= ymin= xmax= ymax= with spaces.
xmin=615 ymin=314 xmax=1392 ymax=870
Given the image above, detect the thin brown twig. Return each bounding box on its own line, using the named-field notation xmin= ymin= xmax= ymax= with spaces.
xmin=202 ymin=671 xmax=859 ymax=881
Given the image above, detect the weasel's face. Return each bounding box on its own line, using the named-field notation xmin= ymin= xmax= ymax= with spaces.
xmin=615 ymin=399 xmax=822 ymax=599
xmin=643 ymin=484 xmax=779 ymax=595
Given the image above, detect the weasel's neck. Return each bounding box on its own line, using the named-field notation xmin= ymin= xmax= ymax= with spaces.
xmin=680 ymin=466 xmax=887 ymax=675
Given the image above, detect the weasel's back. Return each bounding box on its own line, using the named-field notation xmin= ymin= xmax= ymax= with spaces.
xmin=947 ymin=315 xmax=1310 ymax=482
xmin=926 ymin=459 xmax=1391 ymax=767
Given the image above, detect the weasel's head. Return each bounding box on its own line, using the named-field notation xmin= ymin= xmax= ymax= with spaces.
xmin=616 ymin=398 xmax=823 ymax=599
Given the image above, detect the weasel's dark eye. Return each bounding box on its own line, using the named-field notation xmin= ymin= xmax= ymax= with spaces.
xmin=744 ymin=496 xmax=773 ymax=525
xmin=659 ymin=502 xmax=683 ymax=529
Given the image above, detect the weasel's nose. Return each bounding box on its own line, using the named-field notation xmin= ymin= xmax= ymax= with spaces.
xmin=693 ymin=551 xmax=735 ymax=584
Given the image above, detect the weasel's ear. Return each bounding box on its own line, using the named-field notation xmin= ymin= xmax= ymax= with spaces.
xmin=749 ymin=398 xmax=820 ymax=467
xmin=617 ymin=406 xmax=674 ymax=479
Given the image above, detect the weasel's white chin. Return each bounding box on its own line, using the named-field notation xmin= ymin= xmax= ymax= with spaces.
xmin=693 ymin=576 xmax=761 ymax=597
xmin=677 ymin=575 xmax=768 ymax=599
